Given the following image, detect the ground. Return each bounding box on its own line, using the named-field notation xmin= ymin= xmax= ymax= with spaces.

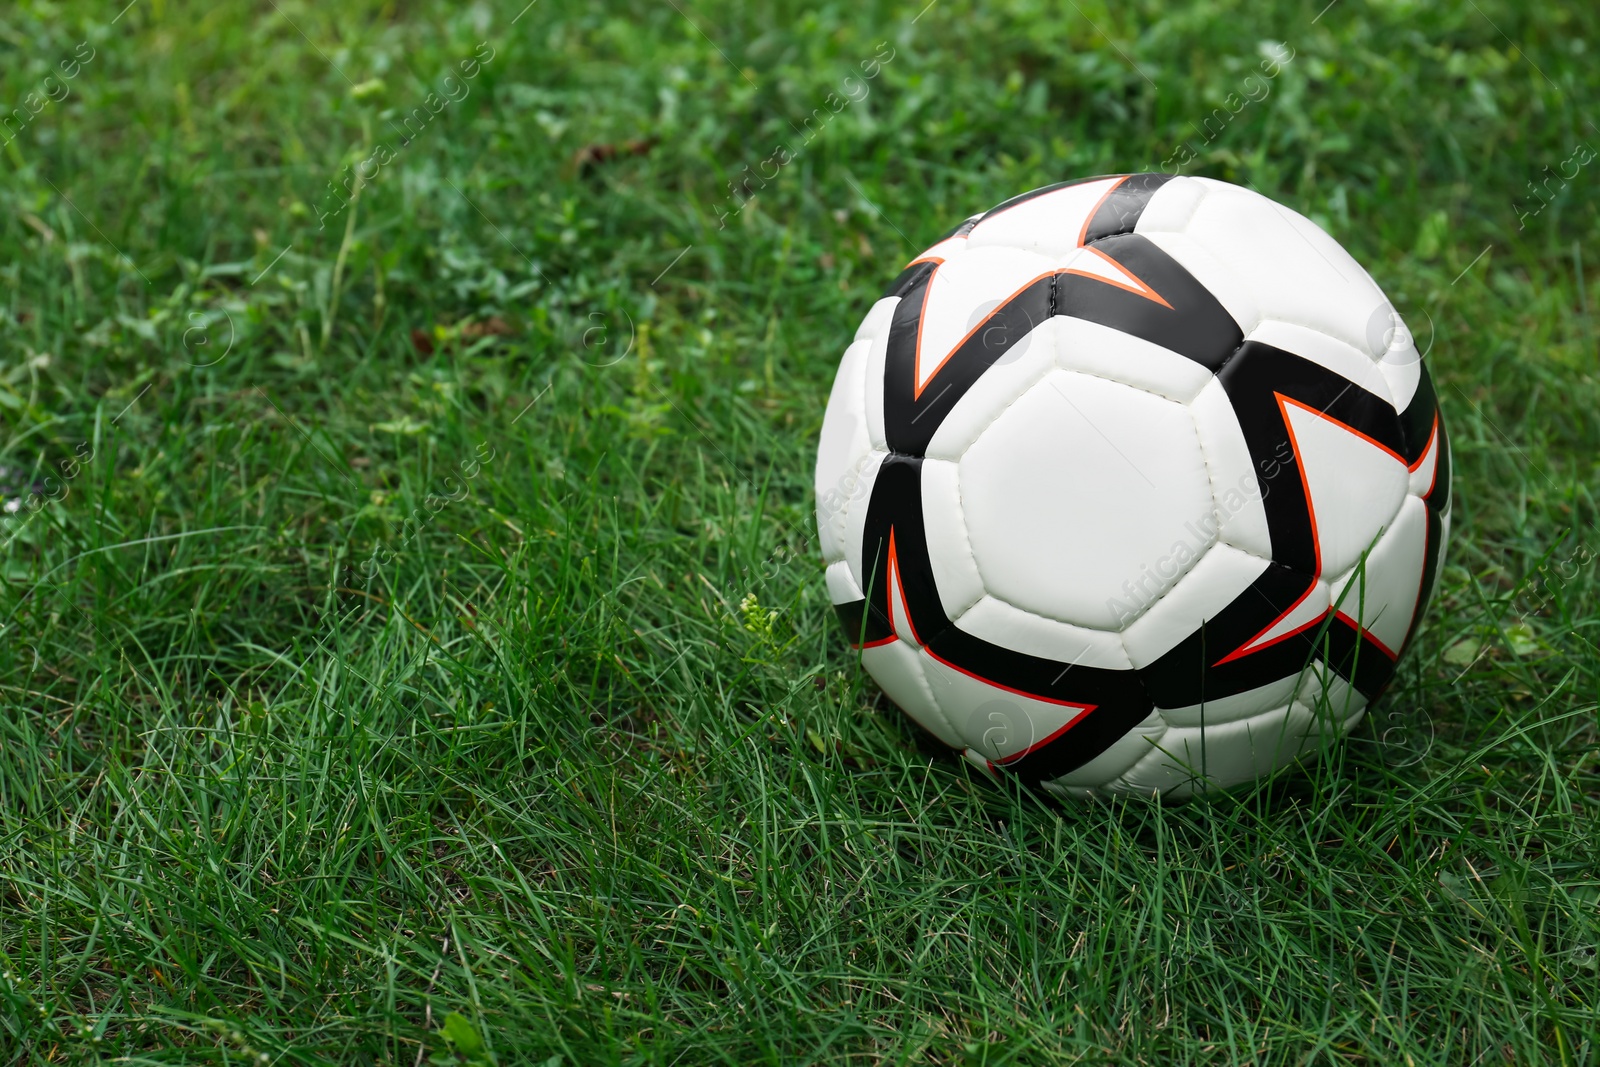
xmin=1 ymin=0 xmax=1598 ymax=1063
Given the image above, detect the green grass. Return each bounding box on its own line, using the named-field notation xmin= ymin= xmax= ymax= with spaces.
xmin=1 ymin=0 xmax=1598 ymax=1062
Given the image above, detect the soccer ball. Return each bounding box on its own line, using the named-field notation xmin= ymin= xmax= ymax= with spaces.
xmin=815 ymin=174 xmax=1450 ymax=798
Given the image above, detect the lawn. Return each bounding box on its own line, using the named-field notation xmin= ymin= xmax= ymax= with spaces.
xmin=2 ymin=0 xmax=1599 ymax=1062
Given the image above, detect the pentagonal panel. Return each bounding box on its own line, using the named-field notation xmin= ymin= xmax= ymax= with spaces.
xmin=958 ymin=370 xmax=1214 ymax=631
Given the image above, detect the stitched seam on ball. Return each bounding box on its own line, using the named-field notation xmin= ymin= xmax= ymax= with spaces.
xmin=1332 ymin=492 xmax=1426 ymax=616
xmin=1160 ymin=685 xmax=1294 ymax=728
xmin=1053 ymin=714 xmax=1169 ymax=789
xmin=1211 ymin=334 xmax=1251 ymax=378
xmin=1174 ymin=176 xmax=1211 ymax=232
xmin=905 ymin=649 xmax=963 ymax=744
xmin=1316 ymin=474 xmax=1415 ymax=584
xmin=941 ymin=464 xmax=988 ymax=623
xmin=1141 ymin=219 xmax=1265 ymax=338
xmin=1107 ymin=726 xmax=1176 ymax=791
xmin=958 ymin=362 xmax=1208 ymax=636
xmin=1052 ymin=363 xmax=1196 ymax=408
xmin=1385 ymin=486 xmax=1421 ymax=538
xmin=1056 ymin=341 xmax=1210 ymax=404
xmin=1261 ymin=317 xmax=1383 ymax=369
xmin=1132 ymin=175 xmax=1208 ymax=236
xmin=1188 ymin=389 xmax=1226 ymax=544
xmin=1217 ymin=535 xmax=1276 ymax=568
xmin=980 ymin=592 xmax=1124 ymax=651
xmin=822 ymin=559 xmax=863 ymax=601
xmin=817 ymin=334 xmax=877 ymax=529
xmin=1104 ymin=397 xmax=1226 ymax=640
xmin=1113 ymin=620 xmax=1137 ymax=667
xmin=934 ymin=356 xmax=1055 ymax=468
xmin=955 ymin=345 xmax=1139 ymax=631
xmin=1152 ymin=407 xmax=1222 ymax=594
xmin=818 ymin=450 xmax=870 ymax=567
xmin=934 ymin=356 xmax=1062 ymax=598
xmin=856 ymin=294 xmax=900 ymax=346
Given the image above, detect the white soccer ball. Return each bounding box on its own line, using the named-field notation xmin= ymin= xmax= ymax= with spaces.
xmin=815 ymin=174 xmax=1450 ymax=798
